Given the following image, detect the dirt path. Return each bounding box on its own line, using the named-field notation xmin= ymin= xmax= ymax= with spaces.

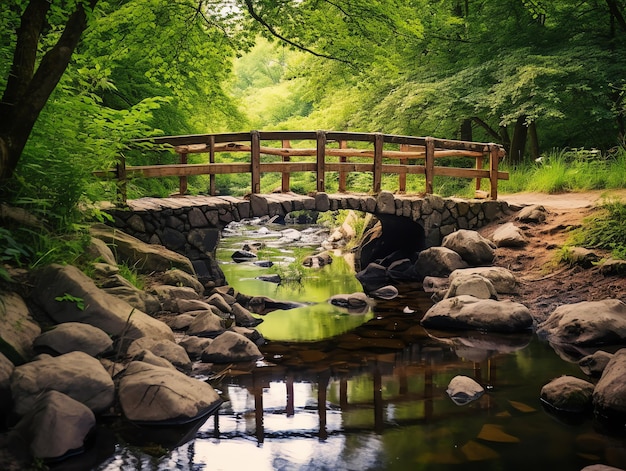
xmin=481 ymin=190 xmax=626 ymax=324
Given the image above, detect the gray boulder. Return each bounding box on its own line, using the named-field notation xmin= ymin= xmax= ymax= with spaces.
xmin=492 ymin=222 xmax=528 ymax=248
xmin=206 ymin=293 xmax=233 ymax=313
xmin=187 ymin=310 xmax=228 ymax=338
xmin=356 ymin=262 xmax=390 ymax=292
xmin=10 ymin=351 xmax=115 ymax=415
xmin=103 ymin=284 xmax=162 ymax=315
xmin=131 ymin=350 xmax=176 ymax=370
xmin=450 ymin=267 xmax=517 ymax=294
xmin=32 ymin=264 xmax=174 ymax=345
xmin=421 ymin=295 xmax=533 ymax=333
xmin=540 ymin=375 xmax=594 ymax=412
xmin=0 ymin=292 xmax=41 ymax=364
xmin=179 ymin=336 xmax=213 ymax=360
xmin=443 ymin=274 xmax=498 ymax=300
xmin=579 ymin=350 xmax=614 ymax=378
xmin=446 ymin=375 xmax=484 ymax=405
xmin=537 ymin=299 xmax=626 ymax=346
xmin=83 ymin=237 xmax=117 ymax=266
xmin=90 ymin=223 xmax=195 ymax=274
xmin=423 ymin=276 xmax=450 ymax=293
xmin=12 ymin=390 xmax=95 ymax=461
xmin=231 ymin=303 xmax=263 ymax=327
xmin=159 ymin=268 xmax=205 ymax=295
xmin=414 ymin=247 xmax=469 ymax=280
xmin=152 ymin=285 xmax=201 ymax=313
xmin=126 ymin=337 xmax=192 ymax=371
xmin=442 ymin=229 xmax=496 ymax=266
xmin=370 ymin=285 xmax=399 ymax=300
xmin=329 ymin=292 xmax=371 ymax=309
xmin=33 ymin=322 xmax=113 ymax=357
xmin=200 ymin=331 xmax=263 ymax=363
xmin=118 ymin=361 xmax=221 ymax=423
xmin=593 ymin=348 xmax=626 ymax=417
xmin=165 ymin=313 xmax=197 ymax=330
xmin=517 ymin=204 xmax=548 ymax=223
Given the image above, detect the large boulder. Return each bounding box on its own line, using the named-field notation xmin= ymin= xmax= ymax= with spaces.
xmin=537 ymin=299 xmax=626 ymax=346
xmin=579 ymin=350 xmax=614 ymax=378
xmin=421 ymin=295 xmax=533 ymax=333
xmin=540 ymin=376 xmax=594 ymax=412
xmin=450 ymin=267 xmax=517 ymax=294
xmin=187 ymin=310 xmax=228 ymax=338
xmin=414 ymin=247 xmax=469 ymax=280
xmin=11 ymin=390 xmax=95 ymax=461
xmin=516 ymin=204 xmax=548 ymax=223
xmin=118 ymin=361 xmax=221 ymax=423
xmin=100 ymin=275 xmax=161 ymax=315
xmin=0 ymin=292 xmax=41 ymax=365
xmin=10 ymin=351 xmax=115 ymax=415
xmin=179 ymin=336 xmax=213 ymax=360
xmin=159 ymin=268 xmax=205 ymax=295
xmin=32 ymin=264 xmax=174 ymax=345
xmin=355 ymin=262 xmax=390 ymax=292
xmin=441 ymin=230 xmax=496 ymax=266
xmin=443 ymin=274 xmax=498 ymax=300
xmin=126 ymin=338 xmax=192 ymax=371
xmin=491 ymin=223 xmax=528 ymax=248
xmin=593 ymin=348 xmax=626 ymax=418
xmin=200 ymin=331 xmax=263 ymax=363
xmin=33 ymin=322 xmax=113 ymax=357
xmin=231 ymin=303 xmax=263 ymax=327
xmin=90 ymin=223 xmax=195 ymax=274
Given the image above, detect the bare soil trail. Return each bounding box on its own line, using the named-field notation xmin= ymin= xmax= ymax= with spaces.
xmin=482 ymin=189 xmax=626 ymax=323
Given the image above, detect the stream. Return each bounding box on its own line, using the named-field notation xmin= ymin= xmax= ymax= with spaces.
xmin=91 ymin=220 xmax=625 ymax=471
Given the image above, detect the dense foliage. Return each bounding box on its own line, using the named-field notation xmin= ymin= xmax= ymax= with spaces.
xmin=1 ymin=0 xmax=625 ymax=275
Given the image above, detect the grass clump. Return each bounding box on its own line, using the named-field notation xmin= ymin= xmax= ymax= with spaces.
xmin=568 ymin=199 xmax=626 ymax=260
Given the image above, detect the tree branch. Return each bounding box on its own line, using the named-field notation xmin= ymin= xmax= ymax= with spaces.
xmin=0 ymin=0 xmax=50 ymax=123
xmin=605 ymin=0 xmax=626 ymax=32
xmin=242 ymin=0 xmax=354 ymax=66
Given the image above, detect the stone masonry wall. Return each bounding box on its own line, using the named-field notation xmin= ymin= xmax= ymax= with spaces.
xmin=106 ymin=191 xmax=512 ymax=282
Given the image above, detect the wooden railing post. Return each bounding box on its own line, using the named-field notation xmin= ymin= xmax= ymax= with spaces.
xmin=399 ymin=144 xmax=408 ymax=193
xmin=179 ymin=152 xmax=188 ymax=196
xmin=116 ymin=154 xmax=127 ymax=203
xmin=282 ymin=139 xmax=291 ymax=192
xmin=425 ymin=137 xmax=435 ymax=194
xmin=373 ymin=133 xmax=383 ymax=193
xmin=475 ymin=154 xmax=483 ymax=193
xmin=209 ymin=135 xmax=216 ymax=196
xmin=489 ymin=144 xmax=499 ymax=200
xmin=316 ymin=130 xmax=326 ymax=192
xmin=338 ymin=140 xmax=347 ymax=193
xmin=251 ymin=130 xmax=261 ymax=194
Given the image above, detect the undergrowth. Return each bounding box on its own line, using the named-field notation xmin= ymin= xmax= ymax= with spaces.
xmin=568 ymin=199 xmax=626 ymax=260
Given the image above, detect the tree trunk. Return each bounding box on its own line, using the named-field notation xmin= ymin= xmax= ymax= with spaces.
xmin=0 ymin=0 xmax=96 ymax=183
xmin=528 ymin=121 xmax=540 ymax=160
xmin=508 ymin=115 xmax=528 ymax=164
xmin=460 ymin=119 xmax=473 ymax=141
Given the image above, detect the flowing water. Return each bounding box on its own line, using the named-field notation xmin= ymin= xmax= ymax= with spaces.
xmin=88 ymin=222 xmax=626 ymax=471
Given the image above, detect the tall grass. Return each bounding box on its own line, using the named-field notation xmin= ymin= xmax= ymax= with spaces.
xmin=496 ymin=147 xmax=626 ymax=195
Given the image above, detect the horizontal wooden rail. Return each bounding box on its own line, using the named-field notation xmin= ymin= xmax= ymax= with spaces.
xmin=95 ymin=130 xmax=508 ymax=201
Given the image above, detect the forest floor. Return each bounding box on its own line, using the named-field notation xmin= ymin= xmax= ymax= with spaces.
xmin=482 ymin=189 xmax=626 ymax=324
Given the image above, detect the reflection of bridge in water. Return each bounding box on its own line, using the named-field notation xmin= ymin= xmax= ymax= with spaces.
xmin=206 ymin=300 xmax=532 ymax=444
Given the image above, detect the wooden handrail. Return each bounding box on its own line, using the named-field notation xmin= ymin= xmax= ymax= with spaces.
xmin=95 ymin=130 xmax=508 ymax=201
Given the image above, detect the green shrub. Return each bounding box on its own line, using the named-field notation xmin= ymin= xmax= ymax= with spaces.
xmin=569 ymin=199 xmax=626 ymax=259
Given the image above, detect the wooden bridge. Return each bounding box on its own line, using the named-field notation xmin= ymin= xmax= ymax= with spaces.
xmin=95 ymin=130 xmax=508 ymax=200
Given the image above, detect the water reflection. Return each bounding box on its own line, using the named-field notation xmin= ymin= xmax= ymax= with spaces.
xmin=88 ymin=223 xmax=626 ymax=470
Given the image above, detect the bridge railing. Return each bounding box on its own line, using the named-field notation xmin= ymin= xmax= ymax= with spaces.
xmin=94 ymin=130 xmax=508 ymax=201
